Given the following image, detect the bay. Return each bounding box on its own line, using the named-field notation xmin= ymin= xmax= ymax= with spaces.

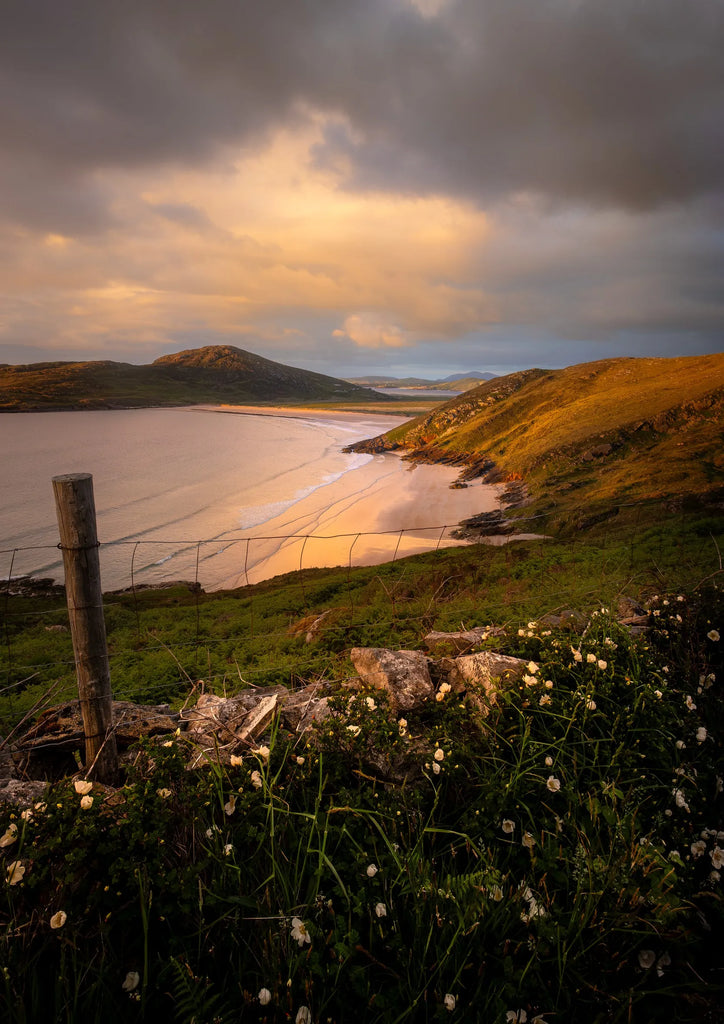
xmin=0 ymin=406 xmax=500 ymax=591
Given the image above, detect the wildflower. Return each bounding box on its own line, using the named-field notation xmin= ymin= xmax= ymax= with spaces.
xmin=20 ymin=809 xmax=32 ymax=821
xmin=527 ymin=661 xmax=539 ymax=674
xmin=685 ymin=695 xmax=697 ymax=711
xmin=708 ymin=630 xmax=720 ymax=642
xmin=585 ymin=699 xmax=597 ymax=711
xmin=34 ymin=801 xmax=47 ymax=813
xmin=436 ymin=682 xmax=452 ymax=702
xmin=258 ymin=988 xmax=272 ymax=1006
xmin=597 ymin=659 xmax=607 ymax=670
xmin=434 ymin=748 xmax=445 ymax=762
xmin=586 ymin=653 xmax=596 ymax=664
xmin=523 ymin=674 xmax=538 ymax=687
xmin=638 ymin=949 xmax=656 ymax=969
xmin=545 ymin=755 xmax=553 ymax=766
xmin=546 ymin=776 xmax=561 ymax=793
xmin=527 ymin=621 xmax=537 ymax=629
xmin=374 ymin=902 xmax=387 ymax=918
xmin=365 ymin=696 xmax=377 ymax=711
xmin=223 ymin=844 xmax=233 ymax=857
xmin=224 ymin=795 xmax=237 ymax=815
xmin=431 ymin=761 xmax=442 ymax=774
xmin=506 ymin=1011 xmax=528 ymax=1023
xmin=157 ymin=788 xmax=171 ymax=799
xmin=347 ymin=725 xmax=361 ymax=738
xmin=539 ymin=694 xmax=552 ymax=706
xmin=80 ymin=795 xmax=93 ymax=810
xmin=49 ymin=911 xmax=67 ymax=930
xmin=711 ymin=847 xmax=724 ymax=870
xmin=676 ymin=739 xmax=686 ymax=749
xmin=502 ymin=819 xmax=515 ymax=834
xmin=6 ymin=861 xmax=24 ymax=885
xmin=122 ymin=971 xmax=140 ymax=992
xmin=571 ymin=648 xmax=583 ymax=662
xmin=296 ymin=1008 xmax=312 ymax=1024
xmin=656 ymin=952 xmax=671 ymax=977
xmin=654 ymin=689 xmax=663 ymax=698
xmin=518 ymin=629 xmax=526 ymax=637
xmin=398 ymin=718 xmax=408 ymax=736
xmin=697 ymin=727 xmax=708 ymax=743
xmin=74 ymin=780 xmax=92 ymax=795
xmin=0 ymin=824 xmax=18 ymax=848
xmin=250 ymin=770 xmax=263 ymax=790
xmin=522 ymin=832 xmax=536 ymax=849
xmin=366 ymin=863 xmax=378 ymax=877
xmin=295 ymin=756 xmax=305 ymax=766
xmin=230 ymin=754 xmax=243 ymax=767
xmin=544 ymin=679 xmax=553 ymax=689
xmin=490 ymin=884 xmax=504 ymax=901
xmin=290 ymin=917 xmax=311 ymax=946
xmin=162 ymin=740 xmax=173 ymax=747
xmin=444 ymin=993 xmax=456 ymax=1011
xmin=673 ymin=788 xmax=690 ymax=812
xmin=252 ymin=745 xmax=270 ymax=761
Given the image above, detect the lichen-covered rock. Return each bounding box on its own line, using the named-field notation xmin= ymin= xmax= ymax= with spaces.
xmin=444 ymin=652 xmax=528 ymax=715
xmin=349 ymin=648 xmax=434 ymax=712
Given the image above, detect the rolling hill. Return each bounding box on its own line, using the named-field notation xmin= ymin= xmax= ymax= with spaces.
xmin=0 ymin=345 xmax=390 ymax=412
xmin=348 ymin=353 xmax=724 ymax=528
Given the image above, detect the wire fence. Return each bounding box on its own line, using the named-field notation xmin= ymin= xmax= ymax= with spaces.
xmin=1 ymin=494 xmax=719 ymax=740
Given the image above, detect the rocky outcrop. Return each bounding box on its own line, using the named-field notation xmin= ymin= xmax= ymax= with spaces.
xmin=349 ymin=648 xmax=434 ymax=712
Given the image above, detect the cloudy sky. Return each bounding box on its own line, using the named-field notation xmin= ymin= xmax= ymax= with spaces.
xmin=1 ymin=0 xmax=722 ymax=377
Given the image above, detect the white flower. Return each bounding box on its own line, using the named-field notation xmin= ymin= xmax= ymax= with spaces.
xmin=49 ymin=910 xmax=67 ymax=929
xmin=571 ymin=648 xmax=583 ymax=662
xmin=523 ymin=674 xmax=538 ymax=687
xmin=676 ymin=739 xmax=686 ymax=749
xmin=157 ymin=788 xmax=171 ymax=799
xmin=708 ymin=630 xmax=720 ymax=642
xmin=0 ymin=824 xmax=18 ymax=848
xmin=74 ymin=780 xmax=93 ymax=795
xmin=122 ymin=971 xmax=140 ymax=992
xmin=597 ymin=660 xmax=607 ymax=670
xmin=527 ymin=661 xmax=539 ymax=674
xmin=545 ymin=756 xmax=553 ymax=767
xmin=691 ymin=840 xmax=707 ymax=858
xmin=656 ymin=952 xmax=671 ymax=977
xmin=685 ymin=695 xmax=697 ymax=711
xmin=673 ymin=788 xmax=690 ymax=811
xmin=506 ymin=1011 xmax=527 ymax=1023
xmin=295 ymin=755 xmax=305 ymax=766
xmin=252 ymin=745 xmax=270 ymax=761
xmin=444 ymin=993 xmax=456 ymax=1011
xmin=696 ymin=727 xmax=708 ymax=743
xmin=290 ymin=917 xmax=311 ymax=946
xmin=502 ymin=819 xmax=515 ymax=834
xmin=544 ymin=679 xmax=553 ymax=689
xmin=230 ymin=754 xmax=244 ymax=767
xmin=638 ymin=949 xmax=656 ymax=969
xmin=586 ymin=653 xmax=596 ymax=664
xmin=223 ymin=843 xmax=233 ymax=857
xmin=34 ymin=801 xmax=47 ymax=813
xmin=80 ymin=795 xmax=93 ymax=810
xmin=432 ymin=762 xmax=442 ymax=774
xmin=546 ymin=776 xmax=561 ymax=793
xmin=522 ymin=832 xmax=536 ymax=849
xmin=347 ymin=725 xmax=361 ymax=738
xmin=434 ymin=748 xmax=445 ymax=762
xmin=586 ymin=699 xmax=597 ymax=711
xmin=366 ymin=863 xmax=378 ymax=877
xmin=250 ymin=770 xmax=263 ymax=789
xmin=374 ymin=902 xmax=387 ymax=918
xmin=224 ymin=795 xmax=237 ymax=815
xmin=365 ymin=696 xmax=377 ymax=710
xmin=654 ymin=689 xmax=663 ymax=698
xmin=711 ymin=847 xmax=724 ymax=869
xmin=538 ymin=693 xmax=552 ymax=706
xmin=20 ymin=809 xmax=32 ymax=821
xmin=6 ymin=861 xmax=25 ymax=885
xmin=490 ymin=884 xmax=504 ymax=901
xmin=258 ymin=988 xmax=272 ymax=1006
xmin=296 ymin=1007 xmax=312 ymax=1024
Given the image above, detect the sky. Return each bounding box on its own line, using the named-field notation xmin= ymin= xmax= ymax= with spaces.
xmin=1 ymin=0 xmax=722 ymax=379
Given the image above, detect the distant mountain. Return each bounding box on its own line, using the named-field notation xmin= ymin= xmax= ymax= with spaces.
xmin=348 ymin=354 xmax=724 ymax=525
xmin=345 ymin=371 xmax=497 ymax=392
xmin=0 ymin=345 xmax=391 ymax=412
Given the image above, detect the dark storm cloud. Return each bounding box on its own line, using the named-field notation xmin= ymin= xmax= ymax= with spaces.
xmin=1 ymin=0 xmax=722 ymax=235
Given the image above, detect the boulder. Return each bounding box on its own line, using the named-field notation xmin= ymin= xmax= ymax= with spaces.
xmin=349 ymin=648 xmax=434 ymax=712
xmin=443 ymin=652 xmax=528 ymax=715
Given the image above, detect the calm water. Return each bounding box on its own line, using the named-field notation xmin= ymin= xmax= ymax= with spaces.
xmin=0 ymin=407 xmax=403 ymax=590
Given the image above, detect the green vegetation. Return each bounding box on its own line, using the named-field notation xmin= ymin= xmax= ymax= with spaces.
xmin=1 ymin=512 xmax=724 ymax=1021
xmin=356 ymin=354 xmax=724 ymax=530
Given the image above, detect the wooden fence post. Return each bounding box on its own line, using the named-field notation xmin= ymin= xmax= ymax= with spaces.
xmin=52 ymin=473 xmax=118 ymax=784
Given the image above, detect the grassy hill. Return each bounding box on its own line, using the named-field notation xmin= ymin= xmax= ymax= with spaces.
xmin=350 ymin=354 xmax=724 ymax=528
xmin=0 ymin=345 xmax=391 ymax=411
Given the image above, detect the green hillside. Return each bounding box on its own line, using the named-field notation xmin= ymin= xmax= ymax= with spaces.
xmin=0 ymin=345 xmax=390 ymax=411
xmin=350 ymin=354 xmax=724 ymax=526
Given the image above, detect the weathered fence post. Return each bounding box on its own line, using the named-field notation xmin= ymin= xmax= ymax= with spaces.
xmin=52 ymin=473 xmax=118 ymax=784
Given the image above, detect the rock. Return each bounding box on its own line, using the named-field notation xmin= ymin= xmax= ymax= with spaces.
xmin=581 ymin=443 xmax=613 ymax=461
xmin=538 ymin=609 xmax=588 ymax=629
xmin=349 ymin=648 xmax=434 ymax=712
xmin=0 ymin=779 xmax=48 ymax=807
xmin=424 ymin=625 xmax=505 ymax=654
xmin=15 ymin=700 xmax=181 ymax=754
xmin=443 ymin=652 xmax=528 ymax=715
